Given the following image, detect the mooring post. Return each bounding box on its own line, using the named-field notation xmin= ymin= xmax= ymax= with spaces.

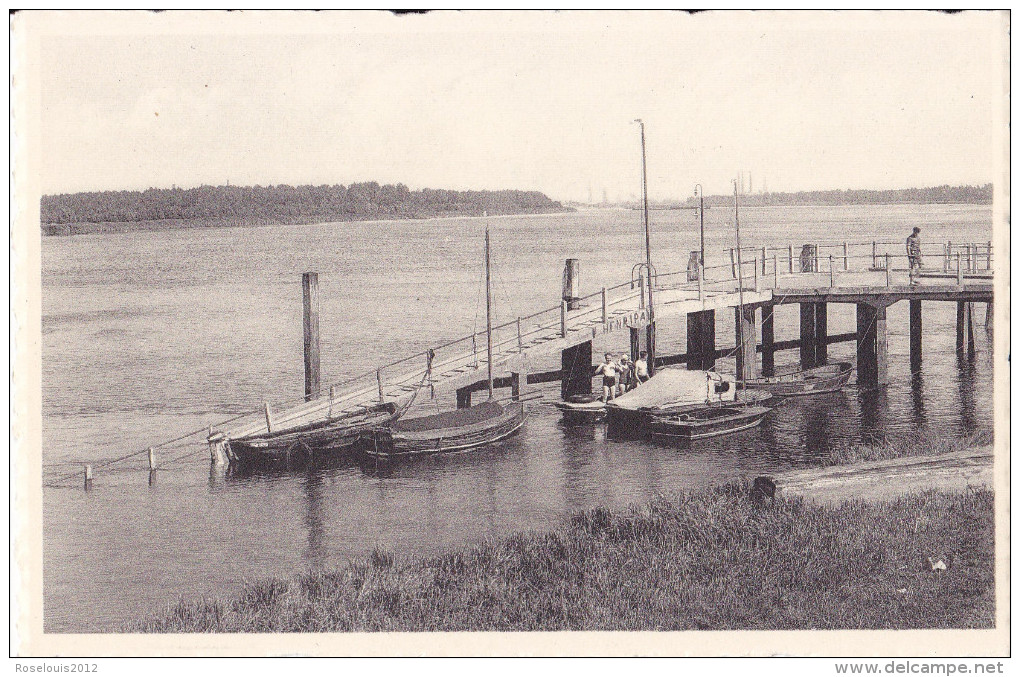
xmin=734 ymin=305 xmax=759 ymax=381
xmin=83 ymin=464 xmax=93 ymax=491
xmin=800 ymin=303 xmax=817 ymax=369
xmin=560 ymin=299 xmax=568 ymax=338
xmin=510 ymin=371 xmax=521 ymax=401
xmin=761 ymin=304 xmax=775 ymax=377
xmin=562 ymin=258 xmax=580 ymax=310
xmin=872 ymin=241 xmax=878 ymax=269
xmin=909 ymin=299 xmax=922 ymax=373
xmin=264 ymin=402 xmax=274 ymax=434
xmin=843 ymin=242 xmax=849 ymax=270
xmin=561 ymin=340 xmax=593 ymax=399
xmin=376 ymin=369 xmax=384 ymax=402
xmin=730 ymin=248 xmax=736 ymax=278
xmin=856 ymin=303 xmax=888 ymax=389
xmin=456 ymin=387 xmax=472 ymax=409
xmin=302 ymin=272 xmax=321 ymax=401
xmin=686 ymin=310 xmax=716 ymax=371
xmin=148 ymin=447 xmax=156 ymax=472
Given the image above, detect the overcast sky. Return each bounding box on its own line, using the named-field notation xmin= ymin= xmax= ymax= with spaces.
xmin=33 ymin=11 xmax=1006 ymax=201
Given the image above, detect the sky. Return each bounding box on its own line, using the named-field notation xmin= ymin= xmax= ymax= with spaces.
xmin=30 ymin=11 xmax=1007 ymax=202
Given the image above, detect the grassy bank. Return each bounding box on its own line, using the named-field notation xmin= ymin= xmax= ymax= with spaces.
xmin=824 ymin=429 xmax=993 ymax=466
xmin=140 ymin=483 xmax=994 ymax=632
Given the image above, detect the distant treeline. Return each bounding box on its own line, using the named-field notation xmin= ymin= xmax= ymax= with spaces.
xmin=40 ymin=183 xmax=570 ymax=235
xmin=679 ymin=184 xmax=993 ymax=209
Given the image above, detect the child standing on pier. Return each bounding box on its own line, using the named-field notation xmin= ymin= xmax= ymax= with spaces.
xmin=906 ymin=227 xmax=922 ymax=285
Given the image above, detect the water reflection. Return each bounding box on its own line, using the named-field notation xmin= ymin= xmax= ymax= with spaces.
xmin=302 ymin=471 xmax=327 ymax=569
xmin=956 ymin=352 xmax=978 ymax=434
xmin=910 ymin=373 xmax=927 ymax=428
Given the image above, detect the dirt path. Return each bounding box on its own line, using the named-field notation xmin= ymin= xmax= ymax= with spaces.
xmin=775 ymin=447 xmax=994 ymax=505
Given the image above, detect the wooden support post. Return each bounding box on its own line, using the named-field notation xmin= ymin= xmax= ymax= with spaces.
xmin=561 ymin=340 xmax=593 ymax=399
xmin=697 ymin=267 xmax=704 ymax=301
xmin=829 ymin=255 xmax=835 ymax=287
xmin=456 ymin=387 xmax=472 ymax=409
xmin=761 ymin=246 xmax=767 ymax=274
xmin=909 ymin=299 xmax=922 ymax=373
xmin=517 ymin=317 xmax=523 ymax=353
xmin=956 ymin=301 xmax=966 ymax=352
xmin=637 ymin=275 xmax=645 ymax=308
xmin=510 ymin=372 xmax=521 ymax=402
xmin=885 ymin=254 xmax=891 ymax=287
xmin=773 ymin=255 xmax=780 ymax=288
xmin=943 ymin=243 xmax=950 ymax=272
xmin=630 ymin=326 xmax=641 ymax=363
xmin=562 ymin=258 xmax=580 ymax=310
xmin=560 ymin=299 xmax=568 ymax=338
xmin=376 ymin=369 xmax=384 ymax=402
xmin=148 ymin=447 xmax=156 ymax=472
xmin=815 ymin=303 xmax=828 ymax=366
xmin=856 ymin=303 xmax=888 ymax=389
xmin=986 ymin=301 xmax=994 ymax=334
xmin=966 ymin=302 xmax=976 ymax=356
xmin=843 ymin=242 xmax=849 ymax=270
xmin=601 ymin=288 xmax=608 ymax=325
xmin=788 ymin=244 xmax=794 ymax=273
xmin=753 ymin=258 xmax=760 ymax=292
xmin=957 ymin=253 xmax=963 ymax=285
xmin=646 ymin=318 xmax=656 ymax=377
xmin=814 ymin=245 xmax=819 ymax=273
xmin=734 ymin=305 xmax=759 ymax=382
xmin=264 ymin=402 xmax=274 ymax=434
xmin=302 ymin=272 xmax=320 ymax=401
xmin=800 ymin=302 xmax=817 ymax=369
xmin=83 ymin=464 xmax=93 ymax=491
xmin=686 ymin=310 xmax=715 ymax=371
xmin=986 ymin=241 xmax=992 ymax=270
xmin=761 ymin=304 xmax=775 ymax=377
xmin=730 ymin=248 xmax=737 ymax=278
xmin=872 ymin=241 xmax=878 ymax=269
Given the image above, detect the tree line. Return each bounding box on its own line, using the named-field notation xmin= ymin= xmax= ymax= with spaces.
xmin=40 ymin=182 xmax=568 ymax=229
xmin=680 ymin=184 xmax=993 ymax=209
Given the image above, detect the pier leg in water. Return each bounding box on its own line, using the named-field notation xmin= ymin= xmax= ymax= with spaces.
xmin=857 ymin=303 xmax=889 ymax=389
xmin=456 ymin=387 xmax=472 ymax=409
xmin=956 ymin=301 xmax=966 ymax=353
xmin=986 ymin=301 xmax=994 ymax=334
xmin=686 ymin=310 xmax=715 ymax=371
xmin=909 ymin=300 xmax=922 ymax=373
xmin=734 ymin=305 xmax=759 ymax=382
xmin=510 ymin=372 xmax=521 ymax=402
xmin=799 ymin=302 xmax=817 ymax=369
xmin=561 ymin=340 xmax=593 ymax=400
xmin=302 ymin=272 xmax=321 ymax=401
xmin=761 ymin=304 xmax=775 ymax=377
xmin=966 ymin=302 xmax=976 ymax=356
xmin=814 ymin=303 xmax=828 ymax=366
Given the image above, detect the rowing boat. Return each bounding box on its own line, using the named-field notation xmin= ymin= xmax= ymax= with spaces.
xmin=553 ymin=394 xmax=607 ymax=422
xmin=742 ymin=361 xmax=853 ymax=397
xmin=648 ymin=404 xmax=771 ymax=440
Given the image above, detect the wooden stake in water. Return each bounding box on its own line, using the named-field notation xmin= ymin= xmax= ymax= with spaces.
xmin=83 ymin=464 xmax=93 ymax=491
xmin=264 ymin=402 xmax=274 ymax=434
xmin=302 ymin=272 xmax=321 ymax=401
xmin=148 ymin=447 xmax=155 ymax=471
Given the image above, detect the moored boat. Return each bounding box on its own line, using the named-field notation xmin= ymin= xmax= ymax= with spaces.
xmin=742 ymin=361 xmax=853 ymax=397
xmin=553 ymin=394 xmax=607 ymax=422
xmin=648 ymin=404 xmax=771 ymax=440
xmin=605 ymin=368 xmax=739 ymax=432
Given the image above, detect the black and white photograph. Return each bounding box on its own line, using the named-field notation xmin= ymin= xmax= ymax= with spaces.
xmin=11 ymin=9 xmax=1009 ymax=658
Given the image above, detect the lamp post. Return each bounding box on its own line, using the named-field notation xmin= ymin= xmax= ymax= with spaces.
xmin=634 ymin=118 xmax=655 ymax=375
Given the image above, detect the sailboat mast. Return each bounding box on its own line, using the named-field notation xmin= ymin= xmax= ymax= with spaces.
xmin=733 ymin=180 xmax=746 ymax=382
xmin=485 ymin=225 xmax=494 ymax=399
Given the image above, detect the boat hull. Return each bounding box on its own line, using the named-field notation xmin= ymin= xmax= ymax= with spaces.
xmin=361 ymin=400 xmax=526 ymax=460
xmin=649 ymin=405 xmax=771 ymax=440
xmin=553 ymin=398 xmax=607 ymax=423
xmin=742 ymin=362 xmax=853 ymax=397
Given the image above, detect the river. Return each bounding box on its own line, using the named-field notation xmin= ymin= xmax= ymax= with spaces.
xmin=40 ymin=203 xmax=994 ymax=631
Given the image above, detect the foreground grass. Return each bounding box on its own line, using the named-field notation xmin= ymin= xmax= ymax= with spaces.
xmin=140 ymin=484 xmax=993 ymax=632
xmin=824 ymin=429 xmax=993 ymax=467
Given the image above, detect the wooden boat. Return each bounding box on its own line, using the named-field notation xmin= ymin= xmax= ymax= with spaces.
xmin=645 ymin=389 xmax=772 ymax=417
xmin=361 ymin=225 xmax=527 ymax=461
xmin=605 ymin=368 xmax=739 ymax=430
xmin=209 ymin=402 xmax=398 ymax=469
xmin=553 ymin=394 xmax=607 ymax=422
xmin=361 ymin=399 xmax=525 ymax=459
xmin=742 ymin=362 xmax=853 ymax=397
xmin=648 ymin=404 xmax=771 ymax=440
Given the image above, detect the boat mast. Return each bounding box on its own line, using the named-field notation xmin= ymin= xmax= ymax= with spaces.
xmin=733 ymin=179 xmax=746 ymax=384
xmin=636 ymin=118 xmax=655 ymax=374
xmin=485 ymin=224 xmax=494 ymax=400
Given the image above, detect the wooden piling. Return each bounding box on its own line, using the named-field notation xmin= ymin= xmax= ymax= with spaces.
xmin=561 ymin=340 xmax=593 ymax=399
xmin=885 ymin=254 xmax=891 ymax=288
xmin=986 ymin=301 xmax=994 ymax=334
xmin=788 ymin=244 xmax=794 ymax=273
xmin=761 ymin=246 xmax=767 ymax=274
xmin=829 ymin=255 xmax=835 ymax=287
xmin=517 ymin=317 xmax=523 ymax=353
xmin=986 ymin=241 xmax=992 ymax=270
xmin=148 ymin=447 xmax=156 ymax=472
xmin=562 ymin=259 xmax=580 ymax=310
xmin=761 ymin=304 xmax=775 ymax=377
xmin=799 ymin=302 xmax=817 ymax=369
xmin=630 ymin=326 xmax=641 ymax=363
xmin=510 ymin=372 xmax=521 ymax=401
xmin=560 ymin=299 xmax=568 ymax=338
xmin=909 ymin=299 xmax=922 ymax=372
xmin=943 ymin=243 xmax=950 ymax=272
xmin=302 ymin=272 xmax=321 ymax=401
xmin=957 ymin=253 xmax=964 ymax=285
xmin=753 ymin=258 xmax=760 ymax=292
xmin=843 ymin=242 xmax=849 ymax=270
xmin=84 ymin=464 xmax=93 ymax=490
xmin=456 ymin=387 xmax=472 ymax=409
xmin=872 ymin=241 xmax=878 ymax=269
xmin=956 ymin=301 xmax=966 ymax=352
xmin=815 ymin=303 xmax=828 ymax=366
xmin=376 ymin=369 xmax=384 ymax=402
xmin=857 ymin=303 xmax=888 ymax=389
xmin=773 ymin=255 xmax=780 ymax=289
xmin=966 ymin=302 xmax=976 ymax=356
xmin=734 ymin=305 xmax=759 ymax=381
xmin=730 ymin=248 xmax=736 ymax=278
xmin=686 ymin=310 xmax=715 ymax=371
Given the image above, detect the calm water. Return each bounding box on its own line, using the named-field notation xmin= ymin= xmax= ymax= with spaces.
xmin=41 ymin=204 xmax=995 ymax=632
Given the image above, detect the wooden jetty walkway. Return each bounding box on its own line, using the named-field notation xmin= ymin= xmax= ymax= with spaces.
xmin=216 ymin=238 xmax=994 ymax=443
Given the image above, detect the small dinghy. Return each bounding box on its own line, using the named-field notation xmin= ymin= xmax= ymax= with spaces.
xmin=742 ymin=361 xmax=853 ymax=397
xmin=553 ymin=394 xmax=607 ymax=422
xmin=648 ymin=404 xmax=771 ymax=441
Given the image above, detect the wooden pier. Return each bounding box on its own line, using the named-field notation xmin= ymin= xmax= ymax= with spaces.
xmin=216 ymin=239 xmax=994 ymax=441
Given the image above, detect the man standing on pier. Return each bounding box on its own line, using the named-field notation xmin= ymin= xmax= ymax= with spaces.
xmin=906 ymin=226 xmax=922 ymax=285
